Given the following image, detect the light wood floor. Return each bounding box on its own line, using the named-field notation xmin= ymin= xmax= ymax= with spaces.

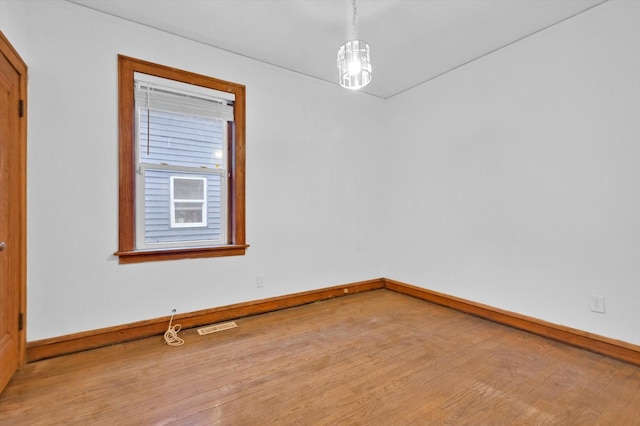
xmin=1 ymin=289 xmax=640 ymax=425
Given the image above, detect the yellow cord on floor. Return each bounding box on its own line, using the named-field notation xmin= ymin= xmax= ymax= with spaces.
xmin=164 ymin=310 xmax=184 ymax=346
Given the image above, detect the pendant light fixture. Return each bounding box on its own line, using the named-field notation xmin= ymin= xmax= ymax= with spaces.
xmin=337 ymin=0 xmax=372 ymax=89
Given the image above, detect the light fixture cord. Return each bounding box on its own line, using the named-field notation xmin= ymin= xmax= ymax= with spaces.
xmin=352 ymin=0 xmax=358 ymax=38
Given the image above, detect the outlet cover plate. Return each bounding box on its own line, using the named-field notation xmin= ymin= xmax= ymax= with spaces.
xmin=590 ymin=295 xmax=605 ymax=313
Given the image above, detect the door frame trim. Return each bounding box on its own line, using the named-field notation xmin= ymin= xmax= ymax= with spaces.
xmin=0 ymin=30 xmax=27 ymax=368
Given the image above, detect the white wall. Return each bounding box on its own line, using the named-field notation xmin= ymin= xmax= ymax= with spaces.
xmin=384 ymin=0 xmax=640 ymax=345
xmin=3 ymin=0 xmax=639 ymax=346
xmin=0 ymin=0 xmax=28 ymax=53
xmin=4 ymin=0 xmax=384 ymax=340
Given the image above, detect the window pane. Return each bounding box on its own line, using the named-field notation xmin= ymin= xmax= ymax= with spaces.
xmin=138 ymin=109 xmax=225 ymax=169
xmin=144 ymin=169 xmax=222 ymax=244
xmin=174 ymin=202 xmax=203 ymax=224
xmin=174 ymin=178 xmax=204 ymax=200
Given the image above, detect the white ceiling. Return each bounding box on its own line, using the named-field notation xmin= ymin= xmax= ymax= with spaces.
xmin=68 ymin=0 xmax=607 ymax=99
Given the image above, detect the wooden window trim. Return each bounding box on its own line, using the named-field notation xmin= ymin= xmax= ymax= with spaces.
xmin=115 ymin=55 xmax=247 ymax=263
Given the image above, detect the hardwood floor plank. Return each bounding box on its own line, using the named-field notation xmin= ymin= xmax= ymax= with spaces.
xmin=2 ymin=289 xmax=640 ymax=425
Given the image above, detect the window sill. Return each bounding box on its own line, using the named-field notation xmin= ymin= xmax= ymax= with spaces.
xmin=114 ymin=244 xmax=249 ymax=264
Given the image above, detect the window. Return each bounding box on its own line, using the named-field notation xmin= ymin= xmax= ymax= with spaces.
xmin=170 ymin=176 xmax=207 ymax=228
xmin=116 ymin=55 xmax=247 ymax=263
xmin=134 ymin=74 xmax=229 ymax=249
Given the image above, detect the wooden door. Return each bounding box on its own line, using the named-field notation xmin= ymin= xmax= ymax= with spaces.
xmin=0 ymin=31 xmax=27 ymax=394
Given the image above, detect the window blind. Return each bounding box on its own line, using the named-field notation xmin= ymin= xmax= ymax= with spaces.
xmin=134 ymin=74 xmax=234 ymax=122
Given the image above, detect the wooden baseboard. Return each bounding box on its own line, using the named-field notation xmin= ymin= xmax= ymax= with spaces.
xmin=27 ymin=277 xmax=640 ymax=367
xmin=26 ymin=278 xmax=384 ymax=362
xmin=383 ymin=278 xmax=640 ymax=366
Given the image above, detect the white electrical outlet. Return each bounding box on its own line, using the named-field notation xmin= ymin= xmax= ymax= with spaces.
xmin=590 ymin=295 xmax=605 ymax=313
xmin=256 ymin=275 xmax=264 ymax=288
